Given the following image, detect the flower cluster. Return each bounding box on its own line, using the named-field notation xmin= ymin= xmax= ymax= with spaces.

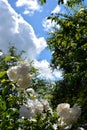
xmin=57 ymin=103 xmax=81 ymax=126
xmin=19 ymin=98 xmax=51 ymax=119
xmin=20 ymin=99 xmax=43 ymax=119
xmin=7 ymin=62 xmax=32 ymax=91
xmin=7 ymin=62 xmax=81 ymax=129
xmin=15 ymin=87 xmax=51 ymax=119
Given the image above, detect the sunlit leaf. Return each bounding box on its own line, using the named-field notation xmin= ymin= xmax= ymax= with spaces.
xmin=0 ymin=71 xmax=6 ymax=78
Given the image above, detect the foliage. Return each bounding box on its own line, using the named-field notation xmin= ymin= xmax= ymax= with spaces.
xmin=0 ymin=47 xmax=21 ymax=130
xmin=1 ymin=1 xmax=86 ymax=129
xmin=47 ymin=3 xmax=87 ymax=129
xmin=31 ymin=78 xmax=54 ymax=100
xmin=0 ymin=46 xmax=82 ymax=130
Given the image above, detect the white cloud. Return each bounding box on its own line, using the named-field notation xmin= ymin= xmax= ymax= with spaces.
xmin=42 ymin=18 xmax=60 ymax=32
xmin=34 ymin=60 xmax=54 ymax=80
xmin=0 ymin=0 xmax=46 ymax=59
xmin=42 ymin=5 xmax=61 ymax=32
xmin=51 ymin=5 xmax=60 ymax=14
xmin=0 ymin=0 xmax=62 ymax=81
xmin=64 ymin=0 xmax=67 ymax=4
xmin=34 ymin=60 xmax=63 ymax=80
xmin=16 ymin=0 xmax=42 ymax=15
xmin=53 ymin=69 xmax=63 ymax=79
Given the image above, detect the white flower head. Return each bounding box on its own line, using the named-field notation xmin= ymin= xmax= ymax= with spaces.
xmin=19 ymin=99 xmax=43 ymax=119
xmin=7 ymin=62 xmax=33 ymax=91
xmin=57 ymin=103 xmax=81 ymax=126
xmin=57 ymin=103 xmax=70 ymax=117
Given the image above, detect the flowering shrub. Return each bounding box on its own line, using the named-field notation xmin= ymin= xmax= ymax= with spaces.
xmin=6 ymin=61 xmax=81 ymax=129
xmin=0 ymin=51 xmax=82 ymax=130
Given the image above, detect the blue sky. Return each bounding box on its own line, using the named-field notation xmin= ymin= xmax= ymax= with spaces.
xmin=8 ymin=0 xmax=58 ymax=37
xmin=0 ymin=0 xmax=67 ymax=80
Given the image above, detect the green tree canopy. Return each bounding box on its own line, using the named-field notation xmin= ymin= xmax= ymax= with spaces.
xmin=47 ymin=4 xmax=87 ymax=128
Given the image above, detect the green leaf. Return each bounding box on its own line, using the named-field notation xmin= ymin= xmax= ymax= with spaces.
xmin=0 ymin=71 xmax=6 ymax=78
xmin=44 ymin=94 xmax=53 ymax=99
xmin=0 ymin=96 xmax=6 ymax=111
xmin=2 ymin=86 xmax=8 ymax=95
xmin=1 ymin=79 xmax=7 ymax=83
xmin=4 ymin=55 xmax=12 ymax=62
xmin=53 ymin=111 xmax=59 ymax=118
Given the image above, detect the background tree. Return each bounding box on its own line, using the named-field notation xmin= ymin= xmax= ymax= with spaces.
xmin=47 ymin=2 xmax=87 ymax=129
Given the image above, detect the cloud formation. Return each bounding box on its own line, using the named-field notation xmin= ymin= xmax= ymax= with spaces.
xmin=42 ymin=4 xmax=61 ymax=32
xmin=0 ymin=0 xmax=62 ymax=80
xmin=51 ymin=5 xmax=60 ymax=14
xmin=34 ymin=60 xmax=63 ymax=80
xmin=42 ymin=18 xmax=60 ymax=32
xmin=16 ymin=0 xmax=42 ymax=15
xmin=0 ymin=0 xmax=46 ymax=59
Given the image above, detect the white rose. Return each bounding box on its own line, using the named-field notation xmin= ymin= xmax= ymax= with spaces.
xmin=57 ymin=103 xmax=70 ymax=118
xmin=57 ymin=103 xmax=81 ymax=125
xmin=7 ymin=62 xmax=33 ymax=91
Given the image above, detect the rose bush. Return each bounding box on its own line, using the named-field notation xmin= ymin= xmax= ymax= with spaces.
xmin=0 ymin=48 xmax=82 ymax=130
